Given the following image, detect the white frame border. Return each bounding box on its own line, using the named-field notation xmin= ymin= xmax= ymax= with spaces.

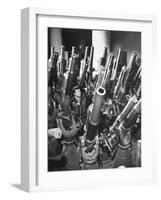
xmin=21 ymin=7 xmax=157 ymax=192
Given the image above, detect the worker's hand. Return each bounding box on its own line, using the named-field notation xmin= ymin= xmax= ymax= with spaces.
xmin=48 ymin=128 xmax=62 ymax=139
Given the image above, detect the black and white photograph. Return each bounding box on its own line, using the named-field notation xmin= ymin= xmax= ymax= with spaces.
xmin=47 ymin=28 xmax=141 ymax=172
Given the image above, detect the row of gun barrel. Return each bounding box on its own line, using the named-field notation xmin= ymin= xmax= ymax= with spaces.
xmin=48 ymin=44 xmax=141 ymax=167
xmin=48 ymin=45 xmax=141 ymax=100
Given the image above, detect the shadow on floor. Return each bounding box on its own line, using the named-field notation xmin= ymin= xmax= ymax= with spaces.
xmin=10 ymin=183 xmax=24 ymax=191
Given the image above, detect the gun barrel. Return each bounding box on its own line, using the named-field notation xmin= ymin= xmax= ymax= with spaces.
xmin=115 ymin=48 xmax=121 ymax=74
xmin=111 ymin=49 xmax=127 ymax=82
xmin=84 ymin=46 xmax=88 ymax=61
xmin=87 ymin=46 xmax=94 ymax=73
xmin=101 ymin=53 xmax=114 ymax=88
xmin=133 ymin=67 xmax=141 ymax=93
xmin=79 ymin=46 xmax=89 ymax=86
xmin=122 ymin=99 xmax=141 ymax=129
xmin=50 ymin=46 xmax=55 ymax=60
xmin=58 ymin=45 xmax=66 ymax=75
xmin=111 ymin=95 xmax=138 ymax=131
xmin=114 ymin=66 xmax=126 ymax=98
xmin=71 ymin=46 xmax=76 ymax=57
xmin=65 ymin=55 xmax=78 ymax=96
xmin=48 ymin=51 xmax=58 ymax=87
xmin=125 ymin=52 xmax=138 ymax=93
xmin=100 ymin=47 xmax=108 ymax=67
xmin=86 ymin=87 xmax=106 ymax=141
xmin=61 ymin=95 xmax=71 ymax=117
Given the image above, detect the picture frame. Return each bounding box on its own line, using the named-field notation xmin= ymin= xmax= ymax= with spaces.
xmin=21 ymin=7 xmax=157 ymax=192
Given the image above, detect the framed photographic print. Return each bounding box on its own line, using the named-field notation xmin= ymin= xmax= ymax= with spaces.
xmin=21 ymin=7 xmax=156 ymax=192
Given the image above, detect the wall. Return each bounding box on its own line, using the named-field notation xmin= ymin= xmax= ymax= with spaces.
xmin=111 ymin=31 xmax=141 ymax=63
xmin=48 ymin=28 xmax=92 ymax=56
xmin=62 ymin=29 xmax=92 ymax=52
xmin=0 ymin=0 xmax=160 ymax=200
xmin=92 ymin=30 xmax=110 ymax=70
xmin=49 ymin=28 xmax=62 ymax=53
